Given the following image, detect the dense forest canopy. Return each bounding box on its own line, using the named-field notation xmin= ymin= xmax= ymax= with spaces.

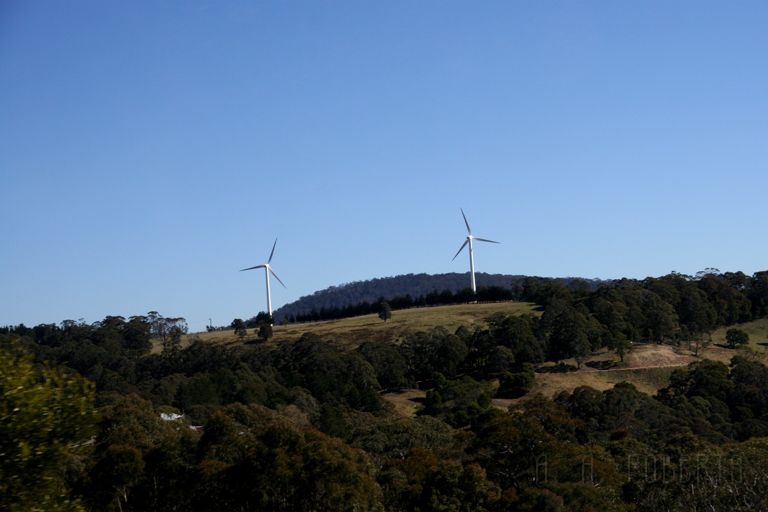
xmin=3 ymin=269 xmax=768 ymax=510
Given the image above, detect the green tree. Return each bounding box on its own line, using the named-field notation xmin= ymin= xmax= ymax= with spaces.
xmin=196 ymin=403 xmax=383 ymax=511
xmin=162 ymin=322 xmax=184 ymax=355
xmin=358 ymin=341 xmax=412 ymax=390
xmin=254 ymin=311 xmax=273 ymax=326
xmin=400 ymin=328 xmax=468 ymax=381
xmin=677 ymin=287 xmax=717 ymax=339
xmin=689 ymin=336 xmax=711 ymax=357
xmin=640 ymin=290 xmax=678 ymax=342
xmin=725 ymin=328 xmax=749 ymax=349
xmin=378 ymin=300 xmax=392 ymax=322
xmin=274 ymin=334 xmax=383 ymax=411
xmin=146 ymin=312 xmax=187 ymax=354
xmin=497 ymin=363 xmax=536 ymax=398
xmin=85 ymin=393 xmax=199 ymax=511
xmin=258 ymin=323 xmax=273 ymax=341
xmin=231 ymin=318 xmax=247 ymax=339
xmin=0 ymin=343 xmax=98 ymax=512
xmin=255 ymin=312 xmax=273 ymax=341
xmin=381 ymin=448 xmax=501 ymax=511
xmin=124 ymin=315 xmax=152 ymax=354
xmin=486 ymin=313 xmax=545 ymax=364
xmin=611 ymin=335 xmax=631 ymax=363
xmin=540 ymin=300 xmax=591 ymax=366
xmin=422 ymin=375 xmax=492 ymax=427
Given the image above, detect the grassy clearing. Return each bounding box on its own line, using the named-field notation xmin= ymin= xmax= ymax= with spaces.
xmin=386 ymin=364 xmax=681 ymax=416
xmin=532 ymin=366 xmax=679 ymax=397
xmin=528 ymin=344 xmax=693 ymax=398
xmin=382 ymin=389 xmax=426 ymax=417
xmin=530 ymin=341 xmax=768 ymax=399
xmin=188 ymin=301 xmax=538 ymax=349
xmin=710 ymin=318 xmax=768 ymax=350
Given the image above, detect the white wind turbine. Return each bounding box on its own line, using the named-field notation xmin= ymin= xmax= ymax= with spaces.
xmin=240 ymin=238 xmax=286 ymax=317
xmin=452 ymin=209 xmax=500 ymax=295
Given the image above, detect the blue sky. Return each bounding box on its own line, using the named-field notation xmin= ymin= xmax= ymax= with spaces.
xmin=1 ymin=1 xmax=766 ymax=332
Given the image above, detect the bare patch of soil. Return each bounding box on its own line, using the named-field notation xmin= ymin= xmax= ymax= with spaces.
xmin=623 ymin=344 xmax=697 ymax=369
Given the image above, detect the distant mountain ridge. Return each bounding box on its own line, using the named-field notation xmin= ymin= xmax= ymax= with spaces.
xmin=274 ymin=272 xmax=586 ymax=322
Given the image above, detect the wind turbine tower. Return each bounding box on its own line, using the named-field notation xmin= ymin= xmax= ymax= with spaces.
xmin=452 ymin=209 xmax=500 ymax=294
xmin=240 ymin=238 xmax=286 ymax=317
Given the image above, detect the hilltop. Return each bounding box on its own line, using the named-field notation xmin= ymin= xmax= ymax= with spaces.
xmin=271 ymin=272 xmax=600 ymax=322
xmin=198 ymin=301 xmax=538 ymax=348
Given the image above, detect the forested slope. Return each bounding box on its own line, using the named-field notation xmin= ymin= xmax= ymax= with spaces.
xmin=3 ymin=269 xmax=768 ymax=511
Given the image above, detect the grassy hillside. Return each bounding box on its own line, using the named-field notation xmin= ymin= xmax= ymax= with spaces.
xmin=271 ymin=272 xmax=535 ymax=321
xmin=190 ymin=303 xmax=768 ymax=411
xmin=191 ymin=301 xmax=538 ymax=348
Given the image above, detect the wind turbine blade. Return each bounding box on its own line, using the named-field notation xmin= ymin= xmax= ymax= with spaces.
xmin=240 ymin=264 xmax=266 ymax=271
xmin=268 ymin=238 xmax=278 ymax=264
xmin=474 ymin=238 xmax=500 ymax=244
xmin=452 ymin=240 xmax=469 ymax=261
xmin=460 ymin=208 xmax=472 ymax=234
xmin=269 ymin=268 xmax=287 ymax=288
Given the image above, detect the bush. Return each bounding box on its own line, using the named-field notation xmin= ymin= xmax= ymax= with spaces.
xmin=497 ymin=364 xmax=535 ymax=398
xmin=726 ymin=328 xmax=749 ymax=348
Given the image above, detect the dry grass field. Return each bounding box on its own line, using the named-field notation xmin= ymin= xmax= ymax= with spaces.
xmin=529 ymin=342 xmax=766 ymax=399
xmin=187 ymin=301 xmax=538 ymax=349
xmin=532 ymin=344 xmax=691 ymax=397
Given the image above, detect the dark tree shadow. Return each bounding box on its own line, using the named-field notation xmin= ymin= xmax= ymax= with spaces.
xmin=536 ymin=363 xmax=578 ymax=374
xmin=585 ymin=360 xmax=618 ymax=370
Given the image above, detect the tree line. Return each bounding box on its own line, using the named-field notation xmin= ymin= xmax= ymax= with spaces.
xmin=513 ymin=269 xmax=768 ymax=364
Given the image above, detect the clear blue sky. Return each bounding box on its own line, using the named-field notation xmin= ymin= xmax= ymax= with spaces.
xmin=2 ymin=1 xmax=766 ymax=332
